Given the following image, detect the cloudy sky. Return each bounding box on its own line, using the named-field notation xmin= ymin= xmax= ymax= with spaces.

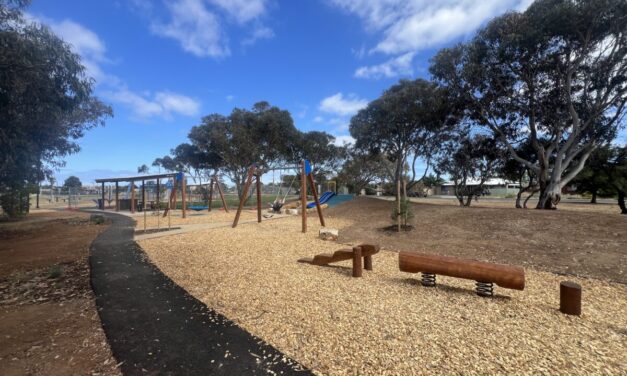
xmin=28 ymin=0 xmax=538 ymax=184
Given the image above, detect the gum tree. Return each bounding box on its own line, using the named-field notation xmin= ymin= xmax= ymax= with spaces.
xmin=430 ymin=0 xmax=627 ymax=209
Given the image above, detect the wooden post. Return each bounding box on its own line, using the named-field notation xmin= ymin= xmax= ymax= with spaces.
xmin=131 ymin=181 xmax=136 ymax=213
xmin=301 ymin=160 xmax=307 ymax=233
xmin=141 ymin=180 xmax=146 ymax=212
xmin=115 ymin=182 xmax=119 ymax=211
xmin=256 ymin=170 xmax=262 ymax=223
xmin=155 ymin=180 xmax=159 ymax=212
xmin=307 ymin=173 xmax=325 ymax=227
xmin=182 ymin=176 xmax=187 ymax=219
xmin=101 ymin=182 xmax=105 ymax=210
xmin=560 ymin=281 xmax=582 ymax=316
xmin=352 ymin=246 xmax=363 ymax=277
xmin=396 ymin=179 xmax=401 ymax=232
xmin=232 ymin=166 xmax=255 ymax=228
xmin=215 ymin=176 xmax=229 ymax=212
xmin=364 ymin=254 xmax=373 ymax=271
xmin=208 ymin=178 xmax=214 ymax=212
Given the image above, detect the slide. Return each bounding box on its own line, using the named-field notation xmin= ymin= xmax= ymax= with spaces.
xmin=307 ymin=191 xmax=335 ymax=209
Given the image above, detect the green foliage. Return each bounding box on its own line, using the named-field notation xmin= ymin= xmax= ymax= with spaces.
xmin=430 ymin=0 xmax=627 ymax=209
xmin=0 ymin=1 xmax=112 ymax=217
xmin=90 ymin=214 xmax=105 ymax=225
xmin=390 ymin=198 xmax=414 ymax=226
xmin=48 ymin=264 xmax=62 ymax=279
xmin=336 ymin=150 xmax=390 ymax=194
xmin=63 ymin=176 xmax=82 ymax=189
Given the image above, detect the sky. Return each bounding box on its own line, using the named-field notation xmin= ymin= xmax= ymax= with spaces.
xmin=25 ymin=0 xmax=549 ymax=185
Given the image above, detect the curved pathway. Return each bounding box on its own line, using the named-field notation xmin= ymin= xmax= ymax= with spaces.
xmin=90 ymin=212 xmax=310 ymax=375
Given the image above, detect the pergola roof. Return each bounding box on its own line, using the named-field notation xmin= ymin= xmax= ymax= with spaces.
xmin=95 ymin=172 xmax=181 ymax=183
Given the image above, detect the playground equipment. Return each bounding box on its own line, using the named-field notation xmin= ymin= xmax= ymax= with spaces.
xmin=232 ymin=160 xmax=324 ymax=233
xmin=298 ymin=244 xmax=380 ymax=277
xmin=307 ymin=191 xmax=335 ymax=208
xmin=187 ymin=175 xmax=228 ymax=212
xmin=398 ymin=252 xmax=525 ymax=297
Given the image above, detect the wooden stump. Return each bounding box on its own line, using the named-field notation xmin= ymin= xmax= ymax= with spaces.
xmin=560 ymin=281 xmax=582 ymax=316
xmin=352 ymin=246 xmax=363 ymax=278
xmin=364 ymin=255 xmax=373 ymax=271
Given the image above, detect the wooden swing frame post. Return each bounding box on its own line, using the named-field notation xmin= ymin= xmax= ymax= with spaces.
xmin=208 ymin=175 xmax=229 ymax=212
xmin=232 ymin=165 xmax=256 ymax=228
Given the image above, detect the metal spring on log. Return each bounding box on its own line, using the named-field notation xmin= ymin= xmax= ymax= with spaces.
xmin=475 ymin=281 xmax=494 ymax=297
xmin=421 ymin=273 xmax=436 ymax=287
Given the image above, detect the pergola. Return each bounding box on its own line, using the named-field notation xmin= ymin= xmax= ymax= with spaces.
xmin=95 ymin=172 xmax=187 ymax=218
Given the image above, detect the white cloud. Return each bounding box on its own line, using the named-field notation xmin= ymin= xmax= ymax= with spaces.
xmin=242 ymin=25 xmax=275 ymax=46
xmin=355 ymin=52 xmax=414 ymax=79
xmin=151 ymin=0 xmax=229 ymax=58
xmin=313 ymin=116 xmax=324 ymax=123
xmin=103 ymin=88 xmax=200 ymax=119
xmin=329 ymin=0 xmax=533 ymax=78
xmin=333 ymin=135 xmax=355 ymax=146
xmin=319 ymin=93 xmax=368 ymax=117
xmin=208 ymin=0 xmax=267 ymax=24
xmin=226 ymin=94 xmax=235 ymax=101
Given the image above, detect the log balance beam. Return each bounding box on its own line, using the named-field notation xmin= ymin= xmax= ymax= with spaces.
xmin=398 ymin=251 xmax=525 ymax=297
xmin=298 ymin=244 xmax=380 ymax=278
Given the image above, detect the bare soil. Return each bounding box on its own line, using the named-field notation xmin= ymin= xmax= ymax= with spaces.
xmin=0 ymin=210 xmax=120 ymax=376
xmin=326 ymin=197 xmax=627 ymax=283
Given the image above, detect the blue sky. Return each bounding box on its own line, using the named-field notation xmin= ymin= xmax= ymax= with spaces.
xmin=27 ymin=0 xmax=550 ymax=185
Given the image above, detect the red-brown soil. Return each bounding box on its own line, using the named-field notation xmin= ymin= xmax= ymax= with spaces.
xmin=0 ymin=210 xmax=120 ymax=375
xmin=326 ymin=197 xmax=626 ymax=283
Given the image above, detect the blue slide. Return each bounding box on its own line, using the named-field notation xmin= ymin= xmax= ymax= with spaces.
xmin=307 ymin=191 xmax=335 ymax=208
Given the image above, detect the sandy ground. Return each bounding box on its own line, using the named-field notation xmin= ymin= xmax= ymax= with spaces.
xmin=0 ymin=211 xmax=121 ymax=376
xmin=130 ymin=208 xmax=261 ymax=229
xmin=139 ymin=214 xmax=627 ymax=375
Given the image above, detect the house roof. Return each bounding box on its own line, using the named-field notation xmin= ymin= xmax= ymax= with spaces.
xmin=441 ymin=178 xmax=517 ymax=186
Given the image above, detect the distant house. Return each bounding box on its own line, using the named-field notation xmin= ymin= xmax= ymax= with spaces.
xmin=435 ymin=178 xmax=519 ymax=196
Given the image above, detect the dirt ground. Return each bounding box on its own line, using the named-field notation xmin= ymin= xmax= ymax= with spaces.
xmin=139 ymin=213 xmax=627 ymax=375
xmin=326 ymin=197 xmax=627 ymax=284
xmin=0 ymin=210 xmax=121 ymax=376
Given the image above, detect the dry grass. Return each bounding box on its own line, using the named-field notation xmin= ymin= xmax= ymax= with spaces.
xmin=139 ymin=215 xmax=627 ymax=375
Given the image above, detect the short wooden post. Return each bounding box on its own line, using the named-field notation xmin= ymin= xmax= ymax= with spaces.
xmin=364 ymin=254 xmax=373 ymax=271
xmin=301 ymin=161 xmax=307 ymax=233
xmin=101 ymin=182 xmax=105 ymax=210
xmin=115 ymin=182 xmax=119 ymax=211
xmin=560 ymin=281 xmax=582 ymax=316
xmin=352 ymin=246 xmax=363 ymax=277
xmin=256 ymin=171 xmax=262 ymax=223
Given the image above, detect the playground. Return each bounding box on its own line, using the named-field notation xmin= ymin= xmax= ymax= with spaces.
xmin=136 ymin=197 xmax=627 ymax=375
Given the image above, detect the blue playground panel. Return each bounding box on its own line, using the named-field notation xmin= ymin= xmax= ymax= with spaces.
xmin=307 ymin=193 xmax=353 ymax=208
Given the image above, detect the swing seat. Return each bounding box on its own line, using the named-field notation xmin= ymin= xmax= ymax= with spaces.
xmin=189 ymin=205 xmax=208 ymax=211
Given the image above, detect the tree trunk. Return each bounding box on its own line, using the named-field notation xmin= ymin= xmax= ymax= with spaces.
xmin=590 ymin=191 xmax=597 ymax=204
xmin=618 ymin=190 xmax=627 ymax=215
xmin=538 ymin=181 xmax=560 ymax=210
xmin=515 ymin=189 xmax=523 ymax=209
xmin=464 ymin=194 xmax=473 ymax=207
xmin=396 ymin=179 xmax=401 ymax=232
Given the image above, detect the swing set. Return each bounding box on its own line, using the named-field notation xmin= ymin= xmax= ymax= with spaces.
xmin=232 ymin=160 xmax=325 ymax=233
xmin=187 ymin=175 xmax=229 ymax=212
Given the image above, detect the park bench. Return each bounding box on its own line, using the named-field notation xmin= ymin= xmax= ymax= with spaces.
xmin=299 ymin=244 xmax=380 ymax=277
xmin=398 ymin=251 xmax=525 ymax=297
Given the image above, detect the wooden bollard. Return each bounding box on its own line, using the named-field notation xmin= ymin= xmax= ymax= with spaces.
xmin=560 ymin=281 xmax=582 ymax=316
xmin=352 ymin=246 xmax=363 ymax=278
xmin=364 ymin=254 xmax=373 ymax=271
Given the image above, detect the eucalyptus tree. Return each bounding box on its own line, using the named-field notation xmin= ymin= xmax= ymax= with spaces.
xmin=0 ymin=0 xmax=112 ymax=216
xmin=499 ymin=141 xmax=539 ymax=208
xmin=435 ymin=134 xmax=503 ymax=207
xmin=188 ymin=102 xmax=300 ymax=195
xmin=431 ymin=0 xmax=627 ymax=209
xmin=349 ymin=79 xmax=453 ymax=205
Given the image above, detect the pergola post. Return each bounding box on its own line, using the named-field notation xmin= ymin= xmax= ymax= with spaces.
xmin=115 ymin=182 xmax=119 ymax=211
xmin=131 ymin=180 xmax=136 ymax=213
xmin=156 ymin=179 xmax=160 ymax=211
xmin=101 ymin=182 xmax=105 ymax=210
xmin=142 ymin=179 xmax=146 ymax=212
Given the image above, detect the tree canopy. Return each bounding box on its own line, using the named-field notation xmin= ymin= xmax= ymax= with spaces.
xmin=0 ymin=0 xmax=112 ymax=216
xmin=430 ymin=0 xmax=627 ymax=209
